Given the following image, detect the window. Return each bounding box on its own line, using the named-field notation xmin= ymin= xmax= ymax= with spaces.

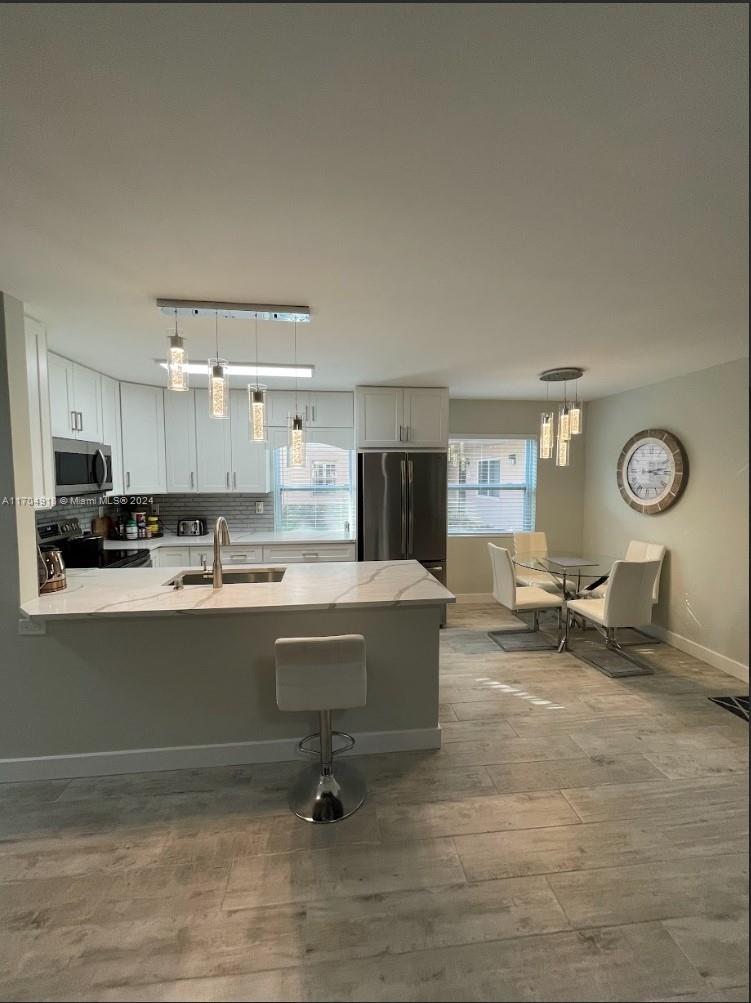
xmin=312 ymin=462 xmax=337 ymax=486
xmin=274 ymin=442 xmax=354 ymax=533
xmin=447 ymin=437 xmax=537 ymax=534
xmin=478 ymin=459 xmax=501 ymax=498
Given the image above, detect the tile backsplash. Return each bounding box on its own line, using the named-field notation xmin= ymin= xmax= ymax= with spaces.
xmin=35 ymin=493 xmax=274 ymax=536
xmin=148 ymin=494 xmax=274 ymax=535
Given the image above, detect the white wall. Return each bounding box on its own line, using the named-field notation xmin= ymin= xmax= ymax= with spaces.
xmin=447 ymin=398 xmax=585 ymax=594
xmin=582 ymin=359 xmax=749 ymax=676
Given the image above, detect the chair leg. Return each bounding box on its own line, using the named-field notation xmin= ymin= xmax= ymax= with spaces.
xmin=318 ymin=710 xmax=333 ymax=777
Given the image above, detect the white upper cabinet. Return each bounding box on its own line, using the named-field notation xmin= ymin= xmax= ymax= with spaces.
xmin=48 ymin=353 xmax=76 ymax=438
xmin=308 ymin=391 xmax=353 ymax=428
xmin=229 ymin=390 xmax=270 ymax=492
xmin=268 ymin=389 xmax=299 ymax=427
xmin=268 ymin=389 xmax=353 ymax=428
xmin=72 ymin=364 xmax=102 ymax=442
xmin=100 ymin=374 xmax=124 ymax=495
xmin=47 ymin=353 xmax=103 ymax=441
xmin=356 ymin=386 xmax=448 ymax=450
xmin=24 ymin=316 xmax=55 ymax=507
xmin=164 ymin=389 xmax=197 ymax=492
xmin=120 ymin=383 xmax=166 ymax=493
xmin=194 ymin=389 xmax=233 ymax=492
xmin=356 ymin=386 xmax=405 ymax=448
xmin=403 ymin=387 xmax=449 ymax=449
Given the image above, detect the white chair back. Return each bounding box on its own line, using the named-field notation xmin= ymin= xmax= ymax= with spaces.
xmin=513 ymin=531 xmax=548 ymax=556
xmin=603 ymin=560 xmax=661 ymax=628
xmin=624 ymin=540 xmax=666 ymax=603
xmin=488 ymin=543 xmax=517 ymax=609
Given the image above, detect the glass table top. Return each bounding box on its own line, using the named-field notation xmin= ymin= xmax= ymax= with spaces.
xmin=513 ymin=551 xmax=617 ymax=579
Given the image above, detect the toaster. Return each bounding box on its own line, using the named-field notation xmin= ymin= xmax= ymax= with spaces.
xmin=177 ymin=519 xmax=207 ymax=536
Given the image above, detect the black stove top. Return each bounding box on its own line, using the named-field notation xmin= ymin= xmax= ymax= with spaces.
xmin=38 ymin=519 xmax=151 ymax=570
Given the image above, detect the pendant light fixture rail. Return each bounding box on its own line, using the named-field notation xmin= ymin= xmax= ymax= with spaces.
xmin=157 ymin=299 xmax=310 ymax=323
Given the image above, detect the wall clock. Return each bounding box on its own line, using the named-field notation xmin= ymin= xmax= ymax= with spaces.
xmin=617 ymin=428 xmax=688 ymax=514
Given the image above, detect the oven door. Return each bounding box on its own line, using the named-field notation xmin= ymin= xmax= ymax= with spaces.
xmin=53 ymin=438 xmax=113 ymax=495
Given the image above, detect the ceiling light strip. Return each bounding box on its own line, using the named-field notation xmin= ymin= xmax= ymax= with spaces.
xmin=157 ymin=361 xmax=314 ymax=378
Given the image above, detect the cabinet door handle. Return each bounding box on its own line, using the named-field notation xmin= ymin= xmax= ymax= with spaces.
xmin=312 ymin=404 xmax=317 ymax=422
xmin=233 ymin=472 xmax=237 ymax=489
xmin=190 ymin=471 xmax=195 ymax=489
xmin=126 ymin=471 xmax=131 ymax=489
xmin=77 ymin=411 xmax=83 ymax=431
xmin=404 ymin=424 xmax=409 ymax=441
xmin=70 ymin=411 xmax=77 ymax=432
xmin=304 ymin=404 xmax=309 ymax=422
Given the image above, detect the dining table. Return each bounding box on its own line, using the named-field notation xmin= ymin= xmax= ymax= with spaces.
xmin=513 ymin=551 xmax=617 ymax=598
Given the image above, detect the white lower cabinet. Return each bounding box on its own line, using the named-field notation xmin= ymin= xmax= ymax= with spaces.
xmin=120 ymin=383 xmax=167 ymax=494
xmin=189 ymin=547 xmax=212 ymax=568
xmin=152 ymin=546 xmax=190 ymax=568
xmin=220 ymin=545 xmax=264 ymax=564
xmin=262 ymin=543 xmax=355 ymax=563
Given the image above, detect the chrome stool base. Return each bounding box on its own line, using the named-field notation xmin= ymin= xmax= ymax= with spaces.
xmin=289 ymin=761 xmax=367 ymax=823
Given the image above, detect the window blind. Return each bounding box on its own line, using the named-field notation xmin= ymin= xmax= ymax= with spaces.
xmin=448 ymin=438 xmax=537 ymax=534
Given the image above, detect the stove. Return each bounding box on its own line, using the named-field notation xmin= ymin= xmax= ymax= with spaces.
xmin=37 ymin=519 xmax=152 ymax=570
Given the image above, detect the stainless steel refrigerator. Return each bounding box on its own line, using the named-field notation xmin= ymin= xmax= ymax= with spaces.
xmin=357 ymin=451 xmax=447 ymax=588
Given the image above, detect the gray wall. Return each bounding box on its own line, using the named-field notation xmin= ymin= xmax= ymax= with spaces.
xmin=582 ymin=359 xmax=749 ymax=671
xmin=447 ymin=398 xmax=585 ymax=594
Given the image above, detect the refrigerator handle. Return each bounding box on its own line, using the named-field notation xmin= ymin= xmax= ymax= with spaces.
xmin=400 ymin=459 xmax=407 ymax=557
xmin=408 ymin=459 xmax=414 ymax=556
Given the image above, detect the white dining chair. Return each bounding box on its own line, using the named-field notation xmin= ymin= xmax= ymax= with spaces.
xmin=488 ymin=543 xmax=564 ymax=648
xmin=565 ymin=559 xmax=662 ymax=673
xmin=512 ymin=531 xmax=559 ymax=593
xmin=581 ymin=540 xmax=666 ymax=604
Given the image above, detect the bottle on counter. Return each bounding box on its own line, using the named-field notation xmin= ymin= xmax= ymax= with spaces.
xmin=125 ymin=518 xmax=138 ymax=541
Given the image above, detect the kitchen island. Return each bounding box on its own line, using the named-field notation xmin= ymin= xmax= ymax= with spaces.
xmin=17 ymin=561 xmax=454 ymax=778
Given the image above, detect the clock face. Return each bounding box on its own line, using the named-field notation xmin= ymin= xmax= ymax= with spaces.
xmin=617 ymin=429 xmax=687 ymax=514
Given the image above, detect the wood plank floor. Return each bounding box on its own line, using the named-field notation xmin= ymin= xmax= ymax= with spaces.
xmin=0 ymin=602 xmax=747 ymax=1002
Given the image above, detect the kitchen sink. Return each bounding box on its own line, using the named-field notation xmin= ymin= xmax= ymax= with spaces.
xmin=169 ymin=568 xmax=286 ymax=587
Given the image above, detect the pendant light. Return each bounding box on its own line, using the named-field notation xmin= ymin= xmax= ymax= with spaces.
xmin=166 ymin=309 xmax=188 ymax=391
xmin=208 ymin=310 xmax=229 ymax=419
xmin=539 ymin=384 xmax=554 ymax=460
xmin=569 ymin=379 xmax=584 ymax=435
xmin=558 ymin=393 xmax=572 ymax=443
xmin=247 ymin=318 xmax=267 ymax=441
xmin=539 ymin=367 xmax=584 ymax=468
xmin=287 ymin=321 xmax=306 ymax=468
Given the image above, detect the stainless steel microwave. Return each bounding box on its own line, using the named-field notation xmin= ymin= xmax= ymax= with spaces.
xmin=53 ymin=438 xmax=113 ymax=496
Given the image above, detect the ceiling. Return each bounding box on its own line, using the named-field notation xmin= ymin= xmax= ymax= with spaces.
xmin=0 ymin=3 xmax=747 ymax=399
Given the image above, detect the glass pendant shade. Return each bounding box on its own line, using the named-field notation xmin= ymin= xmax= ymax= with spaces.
xmin=539 ymin=411 xmax=554 ymax=459
xmin=555 ymin=430 xmax=570 ymax=467
xmin=558 ymin=404 xmax=572 ymax=442
xmin=248 ymin=386 xmax=267 ymax=441
xmin=167 ymin=333 xmax=188 ymax=391
xmin=208 ymin=358 xmax=229 ymax=418
xmin=287 ymin=413 xmax=306 ymax=468
xmin=569 ymin=400 xmax=583 ymax=435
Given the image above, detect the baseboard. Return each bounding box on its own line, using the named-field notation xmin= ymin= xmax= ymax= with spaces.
xmin=0 ymin=727 xmax=442 ymax=783
xmin=455 ymin=593 xmax=494 ymax=605
xmin=646 ymin=625 xmax=748 ymax=684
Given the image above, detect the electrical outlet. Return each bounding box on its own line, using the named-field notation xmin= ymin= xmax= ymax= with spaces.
xmin=255 ymin=501 xmax=264 ymax=514
xmin=18 ymin=616 xmax=46 ymax=636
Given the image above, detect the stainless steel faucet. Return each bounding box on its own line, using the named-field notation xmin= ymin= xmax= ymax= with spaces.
xmin=212 ymin=516 xmax=230 ymax=588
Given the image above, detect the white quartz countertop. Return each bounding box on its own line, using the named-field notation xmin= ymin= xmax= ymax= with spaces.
xmin=22 ymin=560 xmax=455 ymax=620
xmin=102 ymin=530 xmax=355 ymax=551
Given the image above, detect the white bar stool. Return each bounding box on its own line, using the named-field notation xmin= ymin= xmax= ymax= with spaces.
xmin=275 ymin=634 xmax=367 ymax=823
